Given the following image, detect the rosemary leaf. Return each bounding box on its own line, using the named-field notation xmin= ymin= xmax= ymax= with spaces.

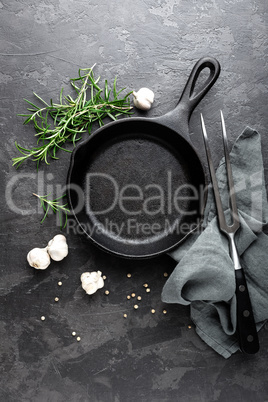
xmin=33 ymin=193 xmax=70 ymax=229
xmin=13 ymin=66 xmax=133 ymax=168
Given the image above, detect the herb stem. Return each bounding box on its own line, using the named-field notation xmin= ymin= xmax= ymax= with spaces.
xmin=13 ymin=66 xmax=132 ymax=168
xmin=33 ymin=193 xmax=70 ymax=228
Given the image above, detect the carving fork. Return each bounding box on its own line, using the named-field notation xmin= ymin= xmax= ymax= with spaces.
xmin=201 ymin=111 xmax=259 ymax=354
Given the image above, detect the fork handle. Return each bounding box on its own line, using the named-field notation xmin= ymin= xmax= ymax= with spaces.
xmin=235 ymin=267 xmax=260 ymax=354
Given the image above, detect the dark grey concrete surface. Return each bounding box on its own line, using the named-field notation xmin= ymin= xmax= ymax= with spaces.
xmin=1 ymin=0 xmax=268 ymax=401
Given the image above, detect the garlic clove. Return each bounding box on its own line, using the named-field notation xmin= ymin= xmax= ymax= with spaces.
xmin=133 ymin=88 xmax=154 ymax=111
xmin=136 ymin=88 xmax=154 ymax=103
xmin=27 ymin=247 xmax=51 ymax=270
xmin=82 ymin=282 xmax=98 ymax=295
xmin=96 ymin=270 xmax=104 ymax=288
xmin=80 ymin=272 xmax=91 ymax=281
xmin=47 ymin=234 xmax=68 ymax=261
xmin=134 ymin=98 xmax=152 ymax=110
xmin=81 ymin=271 xmax=104 ymax=295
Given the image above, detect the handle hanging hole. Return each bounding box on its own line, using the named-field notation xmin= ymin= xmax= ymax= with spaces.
xmin=190 ymin=67 xmax=213 ymax=99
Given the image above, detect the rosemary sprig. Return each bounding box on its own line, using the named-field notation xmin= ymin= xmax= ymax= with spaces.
xmin=33 ymin=193 xmax=70 ymax=229
xmin=13 ymin=66 xmax=133 ymax=168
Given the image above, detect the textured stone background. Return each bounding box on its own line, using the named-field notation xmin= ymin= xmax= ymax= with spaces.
xmin=1 ymin=0 xmax=268 ymax=401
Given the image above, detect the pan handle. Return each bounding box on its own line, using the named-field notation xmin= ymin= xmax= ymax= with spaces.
xmin=178 ymin=56 xmax=221 ymax=119
xmin=158 ymin=57 xmax=221 ymax=141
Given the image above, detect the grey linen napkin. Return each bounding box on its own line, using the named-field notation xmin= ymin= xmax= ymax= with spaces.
xmin=161 ymin=127 xmax=268 ymax=358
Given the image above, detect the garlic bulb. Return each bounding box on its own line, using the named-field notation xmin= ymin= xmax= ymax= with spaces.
xmin=81 ymin=271 xmax=104 ymax=295
xmin=133 ymin=88 xmax=154 ymax=110
xmin=47 ymin=234 xmax=68 ymax=261
xmin=27 ymin=247 xmax=51 ymax=270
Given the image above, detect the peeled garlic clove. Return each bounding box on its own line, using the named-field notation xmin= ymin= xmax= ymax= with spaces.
xmin=81 ymin=271 xmax=104 ymax=295
xmin=27 ymin=247 xmax=51 ymax=270
xmin=133 ymin=88 xmax=154 ymax=110
xmin=47 ymin=234 xmax=68 ymax=261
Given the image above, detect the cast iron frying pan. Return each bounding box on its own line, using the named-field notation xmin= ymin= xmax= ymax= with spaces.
xmin=67 ymin=57 xmax=221 ymax=258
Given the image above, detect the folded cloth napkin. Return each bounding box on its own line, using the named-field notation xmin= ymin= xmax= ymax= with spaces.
xmin=162 ymin=127 xmax=268 ymax=358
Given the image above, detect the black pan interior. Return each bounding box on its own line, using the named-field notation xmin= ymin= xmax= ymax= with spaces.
xmin=68 ymin=119 xmax=206 ymax=258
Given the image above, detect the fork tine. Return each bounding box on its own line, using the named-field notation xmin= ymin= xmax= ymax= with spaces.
xmin=200 ymin=113 xmax=227 ymax=232
xmin=220 ymin=111 xmax=239 ymax=228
